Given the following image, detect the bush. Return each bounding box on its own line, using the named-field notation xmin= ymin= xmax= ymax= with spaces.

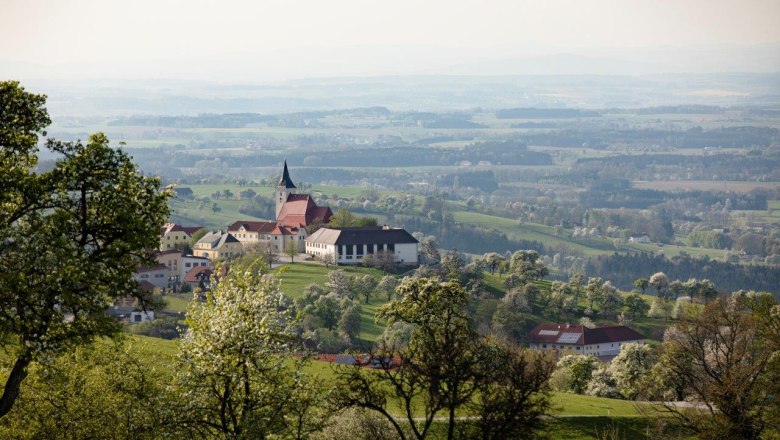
xmin=126 ymin=317 xmax=182 ymax=340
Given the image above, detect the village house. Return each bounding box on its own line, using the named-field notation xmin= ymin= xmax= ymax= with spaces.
xmin=159 ymin=223 xmax=203 ymax=251
xmin=107 ymin=306 xmax=155 ymax=324
xmin=193 ymin=230 xmax=243 ymax=261
xmin=229 ymin=161 xmax=333 ymax=252
xmin=133 ymin=264 xmax=168 ymax=290
xmin=528 ymin=323 xmax=645 ymax=360
xmin=305 ymin=226 xmax=419 ymax=265
xmin=183 ymin=266 xmax=214 ymax=290
xmin=155 ymin=249 xmax=211 ymax=282
xmin=228 ymin=220 xmax=307 ymax=253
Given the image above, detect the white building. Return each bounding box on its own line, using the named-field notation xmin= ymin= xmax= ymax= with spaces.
xmin=155 ymin=249 xmax=211 ymax=282
xmin=305 ymin=226 xmax=419 ymax=265
xmin=528 ymin=323 xmax=645 ymax=360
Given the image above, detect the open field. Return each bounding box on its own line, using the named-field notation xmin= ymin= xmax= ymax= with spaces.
xmin=452 ymin=210 xmax=618 ymax=256
xmin=633 ymin=180 xmax=780 ymax=193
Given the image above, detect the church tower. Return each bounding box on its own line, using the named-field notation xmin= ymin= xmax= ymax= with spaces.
xmin=275 ymin=160 xmax=296 ymax=220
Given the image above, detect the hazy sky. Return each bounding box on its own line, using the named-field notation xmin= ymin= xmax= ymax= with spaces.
xmin=2 ymin=0 xmax=779 ymax=80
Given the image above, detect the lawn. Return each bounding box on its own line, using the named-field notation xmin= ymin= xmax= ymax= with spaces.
xmin=276 ymin=262 xmax=392 ymax=343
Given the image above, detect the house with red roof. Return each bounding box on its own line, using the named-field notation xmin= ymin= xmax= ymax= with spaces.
xmin=528 ymin=323 xmax=645 ymax=360
xmin=229 ymin=161 xmax=333 ymax=252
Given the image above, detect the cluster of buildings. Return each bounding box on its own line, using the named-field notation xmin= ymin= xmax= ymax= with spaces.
xmin=128 ymin=162 xmax=419 ymax=313
xmin=126 ymin=163 xmax=647 ymax=359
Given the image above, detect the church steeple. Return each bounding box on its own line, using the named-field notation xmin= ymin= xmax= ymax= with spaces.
xmin=278 ymin=160 xmax=296 ymax=189
xmin=275 ymin=160 xmax=296 ymax=219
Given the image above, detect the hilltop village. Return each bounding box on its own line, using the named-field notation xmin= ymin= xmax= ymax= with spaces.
xmin=133 ymin=162 xmax=419 ymax=298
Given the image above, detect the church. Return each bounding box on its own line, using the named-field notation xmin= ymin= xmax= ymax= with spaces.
xmin=228 ymin=161 xmax=333 ymax=252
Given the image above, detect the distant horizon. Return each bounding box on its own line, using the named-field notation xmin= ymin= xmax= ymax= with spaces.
xmin=3 ymin=0 xmax=779 ymax=82
xmin=4 ymin=43 xmax=780 ymax=83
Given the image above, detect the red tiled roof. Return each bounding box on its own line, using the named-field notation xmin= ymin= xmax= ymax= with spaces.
xmin=184 ymin=266 xmax=213 ymax=284
xmin=277 ymin=194 xmax=333 ymax=227
xmin=162 ymin=223 xmax=203 ymax=236
xmin=528 ymin=323 xmax=644 ymax=346
xmin=584 ymin=326 xmax=645 ymax=344
xmin=228 ymin=220 xmax=278 ymax=233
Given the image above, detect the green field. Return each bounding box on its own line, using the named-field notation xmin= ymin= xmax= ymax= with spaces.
xmin=279 ymin=263 xmax=390 ymax=343
xmin=124 ymin=334 xmax=682 ymax=439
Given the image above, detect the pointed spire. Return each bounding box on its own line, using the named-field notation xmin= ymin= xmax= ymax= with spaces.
xmin=278 ymin=160 xmax=296 ymax=189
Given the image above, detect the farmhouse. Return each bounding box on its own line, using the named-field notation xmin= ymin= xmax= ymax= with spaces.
xmin=528 ymin=323 xmax=645 ymax=359
xmin=305 ymin=226 xmax=419 ymax=265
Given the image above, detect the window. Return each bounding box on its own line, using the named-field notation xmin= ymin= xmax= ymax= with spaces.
xmin=542 ymin=344 xmax=547 ymax=348
xmin=141 ymin=274 xmax=149 ymax=279
xmin=367 ymin=244 xmax=374 ymax=254
xmin=185 ymin=263 xmax=191 ymax=267
xmin=346 ymin=244 xmax=353 ymax=255
xmin=576 ymin=346 xmax=580 ymax=350
xmin=387 ymin=243 xmax=395 ymax=252
xmin=134 ymin=314 xmax=142 ymax=322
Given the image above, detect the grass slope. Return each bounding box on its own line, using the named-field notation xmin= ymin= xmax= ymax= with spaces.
xmin=277 ymin=263 xmax=391 ymax=343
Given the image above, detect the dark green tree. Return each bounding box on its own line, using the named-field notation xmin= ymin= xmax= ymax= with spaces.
xmin=0 ymin=81 xmax=171 ymax=418
xmin=334 ymin=278 xmax=484 ymax=440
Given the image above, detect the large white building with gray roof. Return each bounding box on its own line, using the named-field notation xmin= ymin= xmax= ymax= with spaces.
xmin=305 ymin=226 xmax=418 ymax=265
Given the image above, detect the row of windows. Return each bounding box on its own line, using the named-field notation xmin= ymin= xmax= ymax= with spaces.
xmin=336 ymin=243 xmax=394 ymax=256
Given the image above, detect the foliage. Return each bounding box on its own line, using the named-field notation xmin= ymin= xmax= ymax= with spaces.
xmin=657 ymin=294 xmax=780 ymax=439
xmin=327 ymin=208 xmax=378 ymax=228
xmin=585 ymin=366 xmax=621 ymax=399
xmin=334 ymin=277 xmax=553 ymax=440
xmin=608 ymin=343 xmax=655 ymax=400
xmin=467 ymin=340 xmax=555 ymax=440
xmin=126 ymin=316 xmax=182 ymax=340
xmin=176 ymin=262 xmax=322 ymax=438
xmin=0 ymin=81 xmax=171 ymax=418
xmin=552 ymin=355 xmax=599 ymax=394
xmin=0 ymin=340 xmax=177 ymax=439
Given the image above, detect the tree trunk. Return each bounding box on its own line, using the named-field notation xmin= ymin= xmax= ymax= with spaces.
xmin=0 ymin=352 xmax=32 ymax=418
xmin=447 ymin=406 xmax=456 ymax=440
